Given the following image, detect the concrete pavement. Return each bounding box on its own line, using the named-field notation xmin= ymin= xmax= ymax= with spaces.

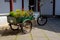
xmin=0 ymin=18 xmax=60 ymax=40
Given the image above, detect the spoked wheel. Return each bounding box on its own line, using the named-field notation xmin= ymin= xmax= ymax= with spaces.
xmin=22 ymin=20 xmax=32 ymax=34
xmin=9 ymin=24 xmax=19 ymax=31
xmin=37 ymin=16 xmax=47 ymax=26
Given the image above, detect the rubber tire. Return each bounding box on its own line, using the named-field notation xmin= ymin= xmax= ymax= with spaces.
xmin=37 ymin=16 xmax=47 ymax=26
xmin=9 ymin=24 xmax=19 ymax=31
xmin=22 ymin=20 xmax=32 ymax=34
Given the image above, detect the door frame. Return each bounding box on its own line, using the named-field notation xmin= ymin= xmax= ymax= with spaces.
xmin=53 ymin=0 xmax=55 ymax=16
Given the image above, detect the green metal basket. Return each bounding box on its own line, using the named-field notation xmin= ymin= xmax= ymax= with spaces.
xmin=7 ymin=15 xmax=34 ymax=24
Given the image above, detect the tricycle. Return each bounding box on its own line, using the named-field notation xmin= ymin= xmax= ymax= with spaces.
xmin=7 ymin=10 xmax=34 ymax=34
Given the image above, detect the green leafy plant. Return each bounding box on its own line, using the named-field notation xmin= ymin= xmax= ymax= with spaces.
xmin=9 ymin=9 xmax=31 ymax=18
xmin=10 ymin=11 xmax=16 ymax=17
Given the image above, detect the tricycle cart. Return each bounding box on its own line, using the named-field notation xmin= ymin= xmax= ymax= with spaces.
xmin=7 ymin=11 xmax=34 ymax=34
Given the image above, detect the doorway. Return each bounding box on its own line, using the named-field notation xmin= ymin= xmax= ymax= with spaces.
xmin=29 ymin=0 xmax=36 ymax=11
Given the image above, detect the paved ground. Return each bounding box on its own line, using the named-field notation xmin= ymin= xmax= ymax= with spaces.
xmin=0 ymin=18 xmax=60 ymax=40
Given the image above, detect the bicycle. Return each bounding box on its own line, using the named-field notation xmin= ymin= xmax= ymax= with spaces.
xmin=37 ymin=1 xmax=47 ymax=26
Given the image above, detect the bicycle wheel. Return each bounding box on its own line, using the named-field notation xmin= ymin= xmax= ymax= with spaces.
xmin=37 ymin=16 xmax=47 ymax=26
xmin=22 ymin=20 xmax=32 ymax=34
xmin=9 ymin=24 xmax=19 ymax=31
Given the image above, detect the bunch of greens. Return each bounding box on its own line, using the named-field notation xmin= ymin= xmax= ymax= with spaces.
xmin=9 ymin=9 xmax=32 ymax=18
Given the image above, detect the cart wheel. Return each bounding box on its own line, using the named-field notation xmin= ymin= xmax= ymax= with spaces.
xmin=22 ymin=20 xmax=32 ymax=34
xmin=9 ymin=24 xmax=19 ymax=31
xmin=37 ymin=16 xmax=47 ymax=26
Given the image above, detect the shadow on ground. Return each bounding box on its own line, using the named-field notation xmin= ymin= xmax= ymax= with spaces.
xmin=0 ymin=29 xmax=25 ymax=36
xmin=34 ymin=18 xmax=60 ymax=33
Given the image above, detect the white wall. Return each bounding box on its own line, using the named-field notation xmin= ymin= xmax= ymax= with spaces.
xmin=14 ymin=0 xmax=29 ymax=11
xmin=14 ymin=0 xmax=22 ymax=11
xmin=0 ymin=16 xmax=8 ymax=25
xmin=40 ymin=0 xmax=53 ymax=15
xmin=0 ymin=0 xmax=60 ymax=15
xmin=55 ymin=0 xmax=60 ymax=15
xmin=0 ymin=0 xmax=10 ymax=13
xmin=0 ymin=0 xmax=29 ymax=13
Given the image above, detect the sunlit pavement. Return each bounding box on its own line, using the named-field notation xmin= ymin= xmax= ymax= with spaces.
xmin=0 ymin=18 xmax=60 ymax=40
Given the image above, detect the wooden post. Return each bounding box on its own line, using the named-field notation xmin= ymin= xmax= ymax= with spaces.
xmin=22 ymin=0 xmax=24 ymax=11
xmin=10 ymin=0 xmax=14 ymax=11
xmin=38 ymin=0 xmax=40 ymax=12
